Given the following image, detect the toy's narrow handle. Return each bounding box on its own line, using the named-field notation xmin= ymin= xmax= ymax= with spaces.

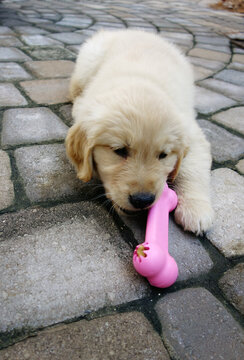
xmin=145 ymin=184 xmax=177 ymax=250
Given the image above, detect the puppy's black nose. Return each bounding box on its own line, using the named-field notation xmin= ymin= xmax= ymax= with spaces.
xmin=129 ymin=192 xmax=155 ymax=209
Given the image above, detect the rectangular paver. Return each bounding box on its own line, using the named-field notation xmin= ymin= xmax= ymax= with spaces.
xmin=0 ymin=203 xmax=149 ymax=332
xmin=20 ymin=78 xmax=70 ymax=104
xmin=0 ymin=83 xmax=27 ymax=107
xmin=1 ymin=107 xmax=68 ymax=148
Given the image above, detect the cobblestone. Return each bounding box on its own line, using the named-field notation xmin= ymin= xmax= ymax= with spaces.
xmin=0 ymin=83 xmax=27 ymax=107
xmin=13 ymin=25 xmax=49 ymax=35
xmin=155 ymin=288 xmax=244 ymax=360
xmin=198 ymin=119 xmax=244 ymax=162
xmin=215 ymin=69 xmax=244 ymax=86
xmin=207 ymin=168 xmax=244 ymax=258
xmin=23 ymin=45 xmax=76 ymax=61
xmin=48 ymin=32 xmax=86 ymax=45
xmin=212 ymin=107 xmax=244 ymax=135
xmin=1 ymin=107 xmax=68 ymax=148
xmin=0 ymin=203 xmax=149 ymax=332
xmin=0 ymin=35 xmax=23 ymax=47
xmin=0 ymin=312 xmax=169 ymax=360
xmin=0 ymin=150 xmax=14 ymax=211
xmin=14 ymin=144 xmax=83 ymax=202
xmin=195 ymin=86 xmax=236 ymax=114
xmin=24 ymin=60 xmax=74 ymax=79
xmin=219 ymin=264 xmax=244 ymax=315
xmin=0 ymin=62 xmax=31 ymax=81
xmin=0 ymin=0 xmax=243 ymax=356
xmin=20 ymin=78 xmax=70 ymax=104
xmin=198 ymin=78 xmax=244 ymax=102
xmin=188 ymin=47 xmax=230 ymax=62
xmin=0 ymin=47 xmax=30 ymax=61
xmin=21 ymin=34 xmax=62 ymax=46
xmin=236 ymin=159 xmax=244 ymax=174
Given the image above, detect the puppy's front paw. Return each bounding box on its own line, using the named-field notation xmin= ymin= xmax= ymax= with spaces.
xmin=174 ymin=197 xmax=214 ymax=235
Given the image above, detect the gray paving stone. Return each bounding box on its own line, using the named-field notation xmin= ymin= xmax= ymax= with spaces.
xmin=0 ymin=84 xmax=28 ymax=107
xmin=0 ymin=35 xmax=23 ymax=47
xmin=159 ymin=32 xmax=193 ymax=46
xmin=0 ymin=203 xmax=149 ymax=332
xmin=0 ymin=26 xmax=14 ymax=35
xmin=0 ymin=47 xmax=30 ymax=61
xmin=38 ymin=23 xmax=76 ymax=33
xmin=236 ymin=159 xmax=244 ymax=174
xmin=189 ymin=56 xmax=225 ymax=71
xmin=121 ymin=214 xmax=213 ymax=283
xmin=196 ymin=42 xmax=231 ymax=53
xmin=199 ymin=78 xmax=244 ymax=102
xmin=207 ymin=169 xmax=244 ymax=258
xmin=0 ymin=150 xmax=14 ymax=211
xmin=228 ymin=62 xmax=244 ymax=72
xmin=20 ymin=78 xmax=70 ymax=105
xmin=23 ymin=46 xmax=76 ymax=60
xmin=0 ymin=312 xmax=169 ymax=360
xmin=24 ymin=60 xmax=74 ymax=79
xmin=215 ymin=69 xmax=244 ymax=87
xmin=13 ymin=26 xmax=49 ymax=35
xmin=195 ymin=35 xmax=229 ymax=46
xmin=155 ymin=288 xmax=244 ymax=360
xmin=67 ymin=44 xmax=81 ymax=54
xmin=14 ymin=144 xmax=93 ymax=202
xmin=48 ymin=32 xmax=86 ymax=45
xmin=57 ymin=16 xmax=92 ymax=28
xmin=212 ymin=107 xmax=244 ymax=136
xmin=1 ymin=108 xmax=68 ymax=148
xmin=21 ymin=34 xmax=62 ymax=46
xmin=195 ymin=86 xmax=236 ymax=114
xmin=198 ymin=119 xmax=244 ymax=162
xmin=59 ymin=104 xmax=73 ymax=125
xmin=233 ymin=54 xmax=244 ymax=64
xmin=193 ymin=65 xmax=213 ymax=81
xmin=0 ymin=62 xmax=31 ymax=81
xmin=219 ymin=264 xmax=244 ymax=315
xmin=188 ymin=47 xmax=230 ymax=62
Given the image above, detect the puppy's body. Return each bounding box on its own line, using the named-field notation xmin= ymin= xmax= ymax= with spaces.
xmin=66 ymin=30 xmax=214 ymax=234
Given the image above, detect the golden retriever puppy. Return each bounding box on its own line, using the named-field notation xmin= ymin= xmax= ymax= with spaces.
xmin=66 ymin=29 xmax=214 ymax=234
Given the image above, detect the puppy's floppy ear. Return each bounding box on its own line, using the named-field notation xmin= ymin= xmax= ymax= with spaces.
xmin=170 ymin=146 xmax=189 ymax=182
xmin=65 ymin=123 xmax=93 ymax=182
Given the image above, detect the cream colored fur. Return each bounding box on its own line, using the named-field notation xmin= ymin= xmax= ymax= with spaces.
xmin=66 ymin=29 xmax=214 ymax=234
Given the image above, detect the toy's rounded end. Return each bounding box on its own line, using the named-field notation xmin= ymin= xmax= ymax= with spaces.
xmin=133 ymin=243 xmax=166 ymax=277
xmin=147 ymin=255 xmax=178 ymax=288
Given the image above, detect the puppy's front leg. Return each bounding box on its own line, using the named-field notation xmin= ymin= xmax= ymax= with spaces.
xmin=174 ymin=129 xmax=214 ymax=235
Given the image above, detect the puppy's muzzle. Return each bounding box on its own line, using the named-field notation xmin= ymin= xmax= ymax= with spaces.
xmin=129 ymin=192 xmax=155 ymax=210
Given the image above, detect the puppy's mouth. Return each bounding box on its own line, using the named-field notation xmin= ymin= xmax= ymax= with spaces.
xmin=118 ymin=206 xmax=141 ymax=215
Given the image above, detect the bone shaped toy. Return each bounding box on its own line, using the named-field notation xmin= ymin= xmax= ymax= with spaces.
xmin=133 ymin=183 xmax=178 ymax=288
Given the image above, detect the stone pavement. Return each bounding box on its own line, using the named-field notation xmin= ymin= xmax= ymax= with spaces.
xmin=0 ymin=0 xmax=243 ymax=358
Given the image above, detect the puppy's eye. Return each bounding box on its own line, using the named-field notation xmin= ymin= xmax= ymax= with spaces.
xmin=159 ymin=152 xmax=167 ymax=160
xmin=114 ymin=147 xmax=128 ymax=159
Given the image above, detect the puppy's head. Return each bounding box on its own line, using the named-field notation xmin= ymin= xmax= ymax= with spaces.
xmin=66 ymin=86 xmax=188 ymax=213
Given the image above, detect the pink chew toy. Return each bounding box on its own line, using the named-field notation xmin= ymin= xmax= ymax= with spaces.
xmin=133 ymin=183 xmax=178 ymax=288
